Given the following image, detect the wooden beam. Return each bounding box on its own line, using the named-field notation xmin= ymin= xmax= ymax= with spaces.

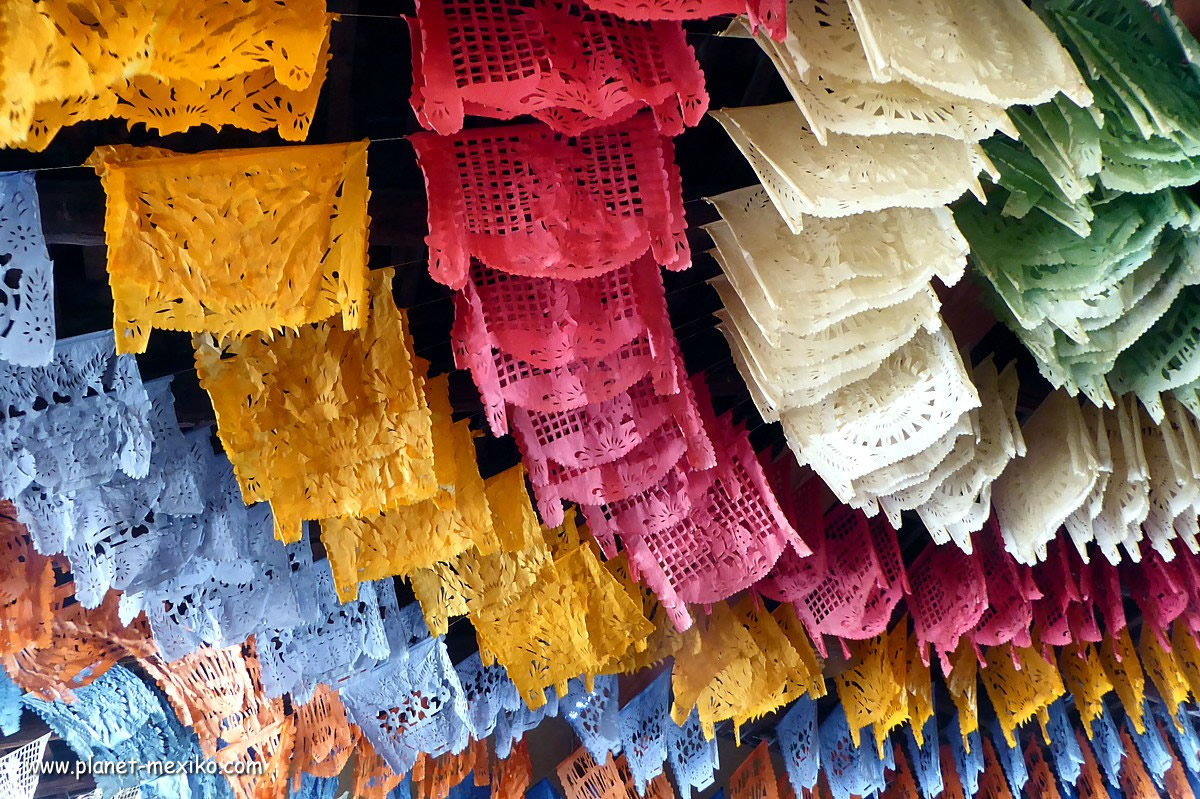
xmin=36 ymin=177 xmax=105 ymax=247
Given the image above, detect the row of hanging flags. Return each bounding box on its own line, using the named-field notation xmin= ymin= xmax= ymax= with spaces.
xmin=5 ymin=0 xmax=1200 ymax=798
xmin=10 ymin=465 xmax=1200 ymax=799
xmin=8 ymin=477 xmax=1200 ymax=799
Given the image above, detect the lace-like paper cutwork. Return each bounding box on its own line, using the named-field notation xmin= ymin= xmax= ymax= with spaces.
xmin=1100 ymin=628 xmax=1147 ymax=734
xmin=495 ymin=741 xmax=534 ymax=799
xmin=602 ymin=555 xmax=687 ymax=676
xmin=0 ymin=2 xmax=332 ymax=150
xmin=1162 ymin=747 xmax=1195 ymax=799
xmin=948 ymin=717 xmax=982 ymax=799
xmin=322 ymin=372 xmax=497 ymax=602
xmin=977 ymin=740 xmax=1012 ymax=799
xmin=1045 ymin=699 xmax=1085 ymax=788
xmin=819 ymin=705 xmax=889 ymax=799
xmin=667 ymin=710 xmax=718 ymax=799
xmin=3 ymin=333 xmax=154 ymax=553
xmin=1125 ymin=699 xmax=1171 ymax=786
xmin=917 ymin=361 xmax=1025 ymax=549
xmin=727 ymin=1 xmax=1016 ymax=146
xmin=28 ymin=21 xmax=335 ymax=151
xmin=471 ymin=541 xmax=652 ymax=708
xmin=0 ymin=502 xmax=54 ymax=657
xmin=557 ymin=748 xmax=626 ymax=799
xmin=456 ymin=257 xmax=682 ymax=436
xmin=137 ymin=639 xmax=283 ymax=760
xmin=972 ymin=516 xmax=1039 ymax=650
xmin=671 ymin=599 xmax=824 ymax=741
xmin=1172 ymin=624 xmax=1200 ymax=703
xmin=834 ymin=626 xmax=907 ymax=753
xmin=89 ymin=141 xmax=370 ymax=355
xmin=777 ymin=694 xmax=819 ymax=796
xmin=905 ymin=717 xmax=943 ymax=799
xmin=619 ymin=670 xmax=671 ymax=796
xmin=989 ymin=720 xmax=1027 ymax=799
xmin=563 ymin=675 xmax=622 ymax=763
xmin=413 ymin=742 xmax=484 ymax=799
xmin=1032 ymin=540 xmax=1084 ymax=648
xmin=455 ymin=652 xmax=521 ymax=743
xmin=583 ymin=391 xmax=800 ymax=631
xmin=591 ymin=0 xmax=784 ymax=37
xmin=1142 ymin=611 xmax=1190 ymax=724
xmin=412 ymin=117 xmax=689 ymax=289
xmin=1156 ymin=699 xmax=1200 ymax=774
xmin=256 ymin=570 xmax=393 ymax=702
xmin=1128 ymin=554 xmax=1189 ymax=643
xmin=1024 ymin=741 xmax=1061 ymax=799
xmin=3 ymin=584 xmax=155 ymax=703
xmin=409 ymin=0 xmax=707 ymax=135
xmin=290 ymin=684 xmax=357 ymax=781
xmin=729 ymin=743 xmax=779 ymax=799
xmin=907 ymin=543 xmax=987 ymax=670
xmin=845 ymin=0 xmax=1091 ymax=107
xmin=137 ymin=502 xmax=314 ymax=662
xmin=712 ymin=102 xmax=992 ymax=229
xmin=1074 ymin=729 xmax=1108 ymax=799
xmin=1141 ymin=400 xmax=1200 ymax=559
xmin=781 ymin=324 xmax=980 ymax=505
xmin=1119 ymin=729 xmax=1160 ymax=799
xmin=341 ymin=636 xmax=470 ymax=779
xmin=706 ymin=187 xmax=966 ymax=341
xmin=509 ymin=372 xmax=715 ymax=526
xmin=980 ymin=645 xmax=1065 ymax=747
xmin=758 ymin=504 xmax=891 ymax=654
xmin=1085 ymin=400 xmax=1151 ymax=565
xmin=64 ymin=380 xmax=212 ymax=611
xmin=108 ymin=21 xmax=334 ymax=142
xmin=351 ymin=735 xmax=407 ymax=799
xmin=410 ymin=464 xmax=551 ymax=636
xmin=992 ymin=391 xmax=1099 ymax=565
xmin=0 ymin=173 xmax=53 ymax=367
xmin=20 ymin=665 xmax=202 ymax=799
xmin=1059 ymin=643 xmax=1113 ymax=736
xmin=945 ymin=642 xmax=979 ymax=743
xmin=0 ymin=732 xmax=47 ymax=799
xmin=195 ymin=268 xmax=437 ymax=543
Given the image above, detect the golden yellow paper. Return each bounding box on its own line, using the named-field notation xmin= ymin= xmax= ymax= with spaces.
xmin=1172 ymin=624 xmax=1200 ymax=704
xmin=410 ymin=465 xmax=551 ymax=636
xmin=1058 ymin=643 xmax=1113 ymax=736
xmin=836 ymin=629 xmax=907 ymax=753
xmin=601 ymin=555 xmax=686 ymax=676
xmin=672 ymin=598 xmax=824 ymax=741
xmin=322 ymin=372 xmax=497 ymax=602
xmin=195 ymin=267 xmax=436 ymax=543
xmin=906 ymin=631 xmax=935 ymax=746
xmin=981 ymin=644 xmax=1065 ymax=746
xmin=471 ymin=541 xmax=652 ymax=708
xmin=1139 ymin=627 xmax=1190 ymax=731
xmin=93 ymin=140 xmax=370 ymax=354
xmin=1099 ymin=629 xmax=1146 ymax=734
xmin=0 ymin=1 xmax=331 ymax=149
xmin=946 ymin=641 xmax=980 ymax=745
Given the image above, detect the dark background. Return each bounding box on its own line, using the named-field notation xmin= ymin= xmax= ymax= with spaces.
xmin=0 ymin=2 xmax=1175 ymax=797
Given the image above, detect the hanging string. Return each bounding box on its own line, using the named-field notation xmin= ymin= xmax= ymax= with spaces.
xmin=331 ymin=9 xmax=742 ymax=34
xmin=8 ymin=134 xmax=414 ymax=174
